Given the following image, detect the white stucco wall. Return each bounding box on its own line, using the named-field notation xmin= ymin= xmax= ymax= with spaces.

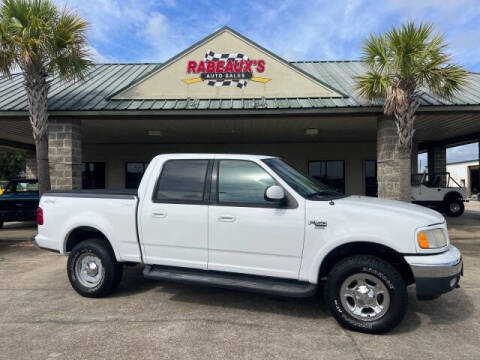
xmin=447 ymin=160 xmax=480 ymax=197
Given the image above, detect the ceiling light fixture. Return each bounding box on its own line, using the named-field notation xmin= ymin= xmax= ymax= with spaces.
xmin=146 ymin=130 xmax=163 ymax=136
xmin=305 ymin=128 xmax=319 ymax=136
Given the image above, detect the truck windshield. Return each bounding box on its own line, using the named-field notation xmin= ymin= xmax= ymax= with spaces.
xmin=262 ymin=158 xmax=344 ymax=200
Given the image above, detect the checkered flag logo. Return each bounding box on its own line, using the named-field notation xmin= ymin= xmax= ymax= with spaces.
xmin=203 ymin=50 xmax=250 ymax=88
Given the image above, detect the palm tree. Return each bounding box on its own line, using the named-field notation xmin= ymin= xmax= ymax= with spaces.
xmin=0 ymin=0 xmax=91 ymax=196
xmin=356 ymin=22 xmax=468 ymax=201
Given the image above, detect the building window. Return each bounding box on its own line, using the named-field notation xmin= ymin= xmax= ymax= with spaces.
xmin=125 ymin=162 xmax=149 ymax=189
xmin=365 ymin=160 xmax=377 ymax=197
xmin=308 ymin=160 xmax=345 ymax=194
xmin=154 ymin=160 xmax=209 ymax=202
xmin=82 ymin=162 xmax=106 ymax=189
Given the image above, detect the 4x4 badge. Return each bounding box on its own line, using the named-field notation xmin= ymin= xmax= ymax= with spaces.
xmin=309 ymin=220 xmax=327 ymax=229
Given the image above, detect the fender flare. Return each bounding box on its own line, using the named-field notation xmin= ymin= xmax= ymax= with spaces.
xmin=306 ymin=235 xmax=405 ymax=283
xmin=61 ymin=222 xmax=121 ymax=261
xmin=443 ymin=191 xmax=463 ymax=202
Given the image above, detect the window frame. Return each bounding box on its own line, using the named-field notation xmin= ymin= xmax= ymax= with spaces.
xmin=151 ymin=159 xmax=214 ymax=205
xmin=364 ymin=160 xmax=378 ymax=197
xmin=211 ymin=159 xmax=297 ymax=209
xmin=307 ymin=160 xmax=346 ymax=195
xmin=82 ymin=162 xmax=106 ymax=190
xmin=125 ymin=161 xmax=150 ymax=189
xmin=5 ymin=180 xmax=38 ymax=194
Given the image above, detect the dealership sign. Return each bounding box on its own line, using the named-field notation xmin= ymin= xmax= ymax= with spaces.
xmin=182 ymin=50 xmax=270 ymax=88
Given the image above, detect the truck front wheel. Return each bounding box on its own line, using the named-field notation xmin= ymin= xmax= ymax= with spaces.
xmin=67 ymin=239 xmax=123 ymax=298
xmin=325 ymin=255 xmax=407 ymax=334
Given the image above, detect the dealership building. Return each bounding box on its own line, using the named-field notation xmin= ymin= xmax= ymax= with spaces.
xmin=1 ymin=27 xmax=480 ymax=197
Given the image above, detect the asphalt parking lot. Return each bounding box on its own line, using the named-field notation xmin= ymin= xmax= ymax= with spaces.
xmin=1 ymin=205 xmax=479 ymax=359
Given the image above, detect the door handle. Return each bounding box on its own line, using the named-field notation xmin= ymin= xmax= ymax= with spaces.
xmin=218 ymin=215 xmax=236 ymax=222
xmin=152 ymin=210 xmax=167 ymax=218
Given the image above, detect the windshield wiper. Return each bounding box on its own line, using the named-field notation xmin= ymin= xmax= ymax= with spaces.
xmin=306 ymin=191 xmax=337 ymax=198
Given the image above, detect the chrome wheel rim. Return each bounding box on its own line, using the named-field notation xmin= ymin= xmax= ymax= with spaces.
xmin=340 ymin=273 xmax=390 ymax=321
xmin=75 ymin=253 xmax=103 ymax=288
xmin=450 ymin=202 xmax=460 ymax=213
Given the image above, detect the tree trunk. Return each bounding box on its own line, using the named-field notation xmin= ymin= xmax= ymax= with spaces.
xmin=391 ymin=98 xmax=418 ymax=203
xmin=397 ymin=154 xmax=411 ymax=202
xmin=35 ymin=133 xmax=50 ymax=196
xmin=22 ymin=63 xmax=51 ymax=197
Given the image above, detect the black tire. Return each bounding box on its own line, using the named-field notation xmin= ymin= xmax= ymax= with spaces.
xmin=325 ymin=255 xmax=407 ymax=334
xmin=67 ymin=239 xmax=123 ymax=298
xmin=444 ymin=198 xmax=464 ymax=217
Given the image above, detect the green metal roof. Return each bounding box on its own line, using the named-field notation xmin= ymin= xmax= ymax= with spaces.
xmin=1 ymin=61 xmax=480 ymax=113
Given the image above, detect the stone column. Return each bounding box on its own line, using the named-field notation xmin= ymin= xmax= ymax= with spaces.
xmin=48 ymin=118 xmax=82 ymax=190
xmin=427 ymin=146 xmax=447 ymax=187
xmin=427 ymin=146 xmax=446 ymax=174
xmin=25 ymin=151 xmax=37 ymax=179
xmin=477 ymin=141 xmax=480 ymax=195
xmin=377 ymin=116 xmax=400 ymax=199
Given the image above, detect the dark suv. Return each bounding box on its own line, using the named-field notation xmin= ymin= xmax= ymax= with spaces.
xmin=0 ymin=179 xmax=39 ymax=228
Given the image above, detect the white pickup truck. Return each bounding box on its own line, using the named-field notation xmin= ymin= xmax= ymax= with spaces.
xmin=34 ymin=154 xmax=463 ymax=333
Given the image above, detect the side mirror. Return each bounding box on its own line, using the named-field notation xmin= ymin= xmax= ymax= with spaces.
xmin=265 ymin=185 xmax=285 ymax=202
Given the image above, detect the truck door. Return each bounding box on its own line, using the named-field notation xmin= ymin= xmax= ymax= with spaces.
xmin=208 ymin=159 xmax=305 ymax=279
xmin=139 ymin=159 xmax=212 ymax=269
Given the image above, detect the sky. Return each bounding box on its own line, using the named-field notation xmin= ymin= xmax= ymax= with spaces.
xmin=54 ymin=0 xmax=480 ymax=71
xmin=417 ymin=143 xmax=479 ymax=172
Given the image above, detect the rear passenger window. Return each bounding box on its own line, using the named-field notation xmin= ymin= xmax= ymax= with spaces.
xmin=154 ymin=160 xmax=209 ymax=202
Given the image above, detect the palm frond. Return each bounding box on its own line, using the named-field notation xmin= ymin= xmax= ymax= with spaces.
xmin=356 ymin=21 xmax=468 ymax=105
xmin=0 ymin=20 xmax=16 ymax=76
xmin=355 ymin=71 xmax=390 ymax=102
xmin=48 ymin=8 xmax=92 ymax=80
xmin=361 ymin=34 xmax=390 ymax=75
xmin=0 ymin=0 xmax=92 ymax=80
xmin=428 ymin=64 xmax=469 ymax=100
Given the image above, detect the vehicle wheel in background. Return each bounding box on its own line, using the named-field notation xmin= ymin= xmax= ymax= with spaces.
xmin=67 ymin=239 xmax=123 ymax=298
xmin=444 ymin=199 xmax=464 ymax=217
xmin=325 ymin=255 xmax=407 ymax=334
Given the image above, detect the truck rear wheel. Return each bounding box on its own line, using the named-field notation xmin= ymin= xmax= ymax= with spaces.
xmin=444 ymin=199 xmax=464 ymax=217
xmin=325 ymin=255 xmax=407 ymax=334
xmin=67 ymin=239 xmax=123 ymax=298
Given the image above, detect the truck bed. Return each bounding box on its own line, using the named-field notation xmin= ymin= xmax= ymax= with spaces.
xmin=38 ymin=189 xmax=141 ymax=262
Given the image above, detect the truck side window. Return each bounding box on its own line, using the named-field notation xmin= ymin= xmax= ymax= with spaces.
xmin=218 ymin=160 xmax=275 ymax=204
xmin=154 ymin=160 xmax=209 ymax=202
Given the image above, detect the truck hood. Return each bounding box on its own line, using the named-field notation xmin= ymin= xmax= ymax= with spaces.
xmin=334 ymin=195 xmax=445 ymax=227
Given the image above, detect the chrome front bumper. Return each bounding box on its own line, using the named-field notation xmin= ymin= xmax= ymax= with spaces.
xmin=404 ymin=245 xmax=463 ymax=300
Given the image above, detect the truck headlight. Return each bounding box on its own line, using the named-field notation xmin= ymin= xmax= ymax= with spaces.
xmin=417 ymin=228 xmax=448 ymax=249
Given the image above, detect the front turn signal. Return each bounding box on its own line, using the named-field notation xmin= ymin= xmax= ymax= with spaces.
xmin=418 ymin=231 xmax=429 ymax=249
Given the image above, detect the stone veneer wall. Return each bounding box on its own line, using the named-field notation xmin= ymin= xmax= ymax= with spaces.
xmin=48 ymin=118 xmax=82 ymax=190
xmin=428 ymin=146 xmax=447 ymax=174
xmin=376 ymin=116 xmax=401 ymax=199
xmin=427 ymin=146 xmax=447 ymax=187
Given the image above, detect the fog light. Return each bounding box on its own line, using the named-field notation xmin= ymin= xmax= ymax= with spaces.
xmin=450 ymin=277 xmax=458 ymax=288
